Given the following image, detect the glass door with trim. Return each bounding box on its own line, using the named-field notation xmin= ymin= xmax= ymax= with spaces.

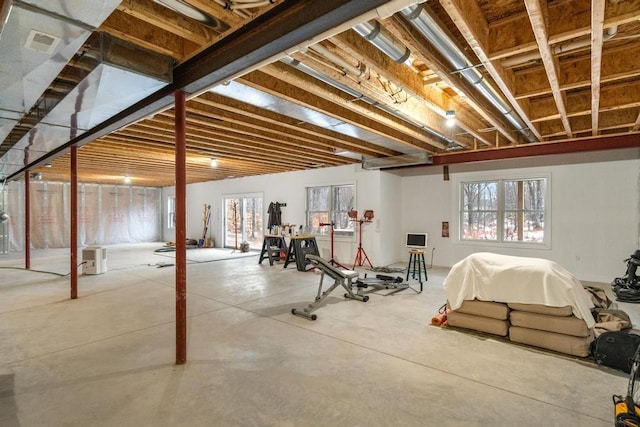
xmin=223 ymin=195 xmax=263 ymax=250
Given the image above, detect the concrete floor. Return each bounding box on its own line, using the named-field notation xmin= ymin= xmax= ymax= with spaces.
xmin=0 ymin=243 xmax=636 ymax=426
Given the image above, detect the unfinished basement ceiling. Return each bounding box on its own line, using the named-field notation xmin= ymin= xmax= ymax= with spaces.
xmin=0 ymin=0 xmax=639 ymax=187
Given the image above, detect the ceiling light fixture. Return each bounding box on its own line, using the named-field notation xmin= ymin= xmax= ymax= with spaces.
xmin=445 ymin=110 xmax=456 ymax=127
xmin=210 ymin=158 xmax=218 ymax=168
xmin=124 ymin=176 xmax=131 ymax=184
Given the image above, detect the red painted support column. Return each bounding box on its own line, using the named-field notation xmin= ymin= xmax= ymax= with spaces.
xmin=24 ymin=171 xmax=30 ymax=269
xmin=174 ymin=90 xmax=187 ymax=365
xmin=70 ymin=146 xmax=78 ymax=299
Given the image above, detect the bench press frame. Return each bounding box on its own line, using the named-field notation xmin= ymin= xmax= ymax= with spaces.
xmin=291 ymin=254 xmax=368 ymax=320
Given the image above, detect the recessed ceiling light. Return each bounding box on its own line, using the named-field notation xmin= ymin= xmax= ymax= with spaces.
xmin=124 ymin=176 xmax=131 ymax=184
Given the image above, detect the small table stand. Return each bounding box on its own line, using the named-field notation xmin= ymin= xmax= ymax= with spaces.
xmin=259 ymin=234 xmax=287 ymax=266
xmin=405 ymin=249 xmax=427 ymax=293
xmin=284 ymin=236 xmax=320 ymax=271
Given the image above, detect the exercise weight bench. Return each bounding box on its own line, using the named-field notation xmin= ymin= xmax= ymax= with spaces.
xmin=291 ymin=254 xmax=368 ymax=320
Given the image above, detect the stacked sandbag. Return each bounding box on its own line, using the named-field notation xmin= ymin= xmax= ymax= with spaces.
xmin=507 ymin=303 xmax=594 ymax=357
xmin=447 ymin=300 xmax=510 ymax=336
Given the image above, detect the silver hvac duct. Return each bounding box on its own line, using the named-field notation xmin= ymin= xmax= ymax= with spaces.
xmin=353 ymin=20 xmax=411 ymax=65
xmin=0 ymin=0 xmax=121 ymax=143
xmin=0 ymin=32 xmax=173 ymax=178
xmin=280 ymin=56 xmax=457 ymax=148
xmin=400 ymin=4 xmax=536 ymax=142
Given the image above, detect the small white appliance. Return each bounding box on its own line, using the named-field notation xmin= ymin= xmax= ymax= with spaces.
xmin=82 ymin=246 xmax=107 ymax=275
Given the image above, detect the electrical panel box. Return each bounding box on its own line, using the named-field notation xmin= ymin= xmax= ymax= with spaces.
xmin=82 ymin=247 xmax=107 ymax=275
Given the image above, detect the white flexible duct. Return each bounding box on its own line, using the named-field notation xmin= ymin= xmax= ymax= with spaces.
xmin=502 ymin=25 xmax=618 ymax=68
xmin=212 ymin=0 xmax=249 ymax=17
xmin=230 ymin=1 xmax=270 ymax=10
xmin=309 ymin=43 xmax=364 ymax=77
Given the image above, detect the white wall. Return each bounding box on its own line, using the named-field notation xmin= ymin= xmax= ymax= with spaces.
xmin=163 ymin=148 xmax=639 ymax=282
xmin=399 ymin=149 xmax=640 ymax=282
xmin=162 ymin=164 xmax=390 ymax=267
xmin=377 ymin=171 xmax=402 ymax=266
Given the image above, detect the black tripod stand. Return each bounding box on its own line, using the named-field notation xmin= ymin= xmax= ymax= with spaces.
xmin=319 ymin=222 xmax=349 ymax=270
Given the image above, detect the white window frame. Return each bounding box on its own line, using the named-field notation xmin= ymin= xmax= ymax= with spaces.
xmin=306 ymin=184 xmax=355 ymax=237
xmin=453 ymin=172 xmax=551 ymax=249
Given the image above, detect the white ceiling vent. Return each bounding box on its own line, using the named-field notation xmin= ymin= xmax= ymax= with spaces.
xmin=24 ymin=30 xmax=60 ymax=55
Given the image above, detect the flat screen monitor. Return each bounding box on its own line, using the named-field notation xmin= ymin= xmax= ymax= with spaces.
xmin=406 ymin=232 xmax=428 ymax=248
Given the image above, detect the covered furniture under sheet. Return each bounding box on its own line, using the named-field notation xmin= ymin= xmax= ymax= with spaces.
xmin=442 ymin=253 xmax=596 ymax=357
xmin=444 ymin=252 xmax=595 ymax=328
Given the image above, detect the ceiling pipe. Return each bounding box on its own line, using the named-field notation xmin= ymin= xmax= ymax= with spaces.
xmin=353 ymin=20 xmax=412 ymax=65
xmin=280 ymin=56 xmax=454 ymax=149
xmin=502 ymin=26 xmax=618 ymax=68
xmin=309 ymin=43 xmax=364 ymax=77
xmin=229 ymin=1 xmax=272 ymax=10
xmin=6 ymin=0 xmax=427 ymax=181
xmin=400 ymin=4 xmax=536 ymax=143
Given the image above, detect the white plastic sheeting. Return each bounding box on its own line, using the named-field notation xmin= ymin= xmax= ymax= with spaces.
xmin=3 ymin=181 xmax=160 ymax=251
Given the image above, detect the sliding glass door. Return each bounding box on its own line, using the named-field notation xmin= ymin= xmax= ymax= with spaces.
xmin=223 ymin=194 xmax=263 ymax=250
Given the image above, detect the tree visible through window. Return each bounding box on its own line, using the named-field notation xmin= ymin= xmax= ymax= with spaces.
xmin=461 ymin=178 xmax=546 ymax=243
xmin=307 ymin=185 xmax=355 ymax=235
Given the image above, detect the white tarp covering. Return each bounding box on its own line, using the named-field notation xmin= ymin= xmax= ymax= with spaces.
xmin=443 ymin=252 xmax=595 ymax=328
xmin=2 ymin=181 xmax=160 ymax=251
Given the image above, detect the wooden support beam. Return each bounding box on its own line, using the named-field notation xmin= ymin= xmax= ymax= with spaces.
xmin=515 ymin=43 xmax=640 ymax=99
xmin=436 ymin=0 xmax=542 ymax=141
xmin=591 ymin=0 xmax=606 ymax=136
xmin=244 ymin=65 xmax=444 ymax=151
xmin=330 ymin=30 xmax=490 ymax=146
xmin=524 ymin=0 xmax=572 ymax=138
xmin=118 ymin=0 xmax=217 ymax=45
xmin=539 ymin=109 xmax=639 ymax=137
xmin=530 ymin=81 xmax=640 ymax=122
xmin=195 ymin=91 xmax=400 ymax=157
xmin=488 ymin=0 xmax=640 ymax=60
xmin=101 ymin=10 xmax=200 ymax=60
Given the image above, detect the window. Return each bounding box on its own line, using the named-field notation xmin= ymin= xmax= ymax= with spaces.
xmin=461 ymin=178 xmax=547 ymax=244
xmin=223 ymin=194 xmax=264 ymax=250
xmin=307 ymin=184 xmax=355 ymax=236
xmin=167 ymin=196 xmax=176 ymax=229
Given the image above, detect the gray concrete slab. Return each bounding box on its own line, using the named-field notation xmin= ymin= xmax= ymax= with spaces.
xmin=0 ymin=243 xmax=632 ymax=426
